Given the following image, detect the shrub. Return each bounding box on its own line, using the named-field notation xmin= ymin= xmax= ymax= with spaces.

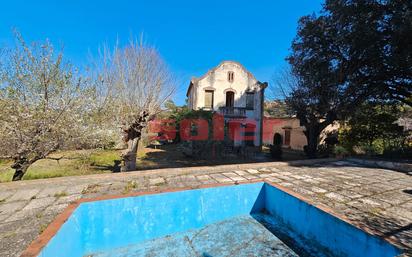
xmin=317 ymin=144 xmax=333 ymax=158
xmin=178 ymin=109 xmax=225 ymax=159
xmin=382 ymin=146 xmax=412 ymax=159
xmin=270 ymin=133 xmax=283 ymax=159
xmin=360 ymin=144 xmax=380 ymax=156
xmin=334 ymin=145 xmax=350 ymax=158
xmin=324 ymin=132 xmax=339 ymax=146
xmin=273 ymin=133 xmax=282 ymax=145
xmin=338 ymin=102 xmax=410 ymax=158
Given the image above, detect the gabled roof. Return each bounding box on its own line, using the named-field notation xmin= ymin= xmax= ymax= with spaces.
xmin=186 ymin=60 xmax=263 ymax=96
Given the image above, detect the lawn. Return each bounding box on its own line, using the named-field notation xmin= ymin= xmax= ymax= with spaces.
xmin=0 ymin=146 xmax=181 ymax=182
xmin=0 ymin=150 xmax=123 ymax=183
xmin=0 ymin=144 xmax=306 ymax=183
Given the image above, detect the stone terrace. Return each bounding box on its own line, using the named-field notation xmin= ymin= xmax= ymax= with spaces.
xmin=0 ymin=159 xmax=411 ymax=256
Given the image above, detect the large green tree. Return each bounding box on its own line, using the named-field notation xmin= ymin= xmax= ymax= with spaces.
xmin=286 ymin=0 xmax=411 ymax=157
xmin=340 ymin=102 xmax=407 ymax=152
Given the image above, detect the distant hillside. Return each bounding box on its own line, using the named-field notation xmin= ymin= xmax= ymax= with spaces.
xmin=264 ymin=100 xmax=293 ymax=118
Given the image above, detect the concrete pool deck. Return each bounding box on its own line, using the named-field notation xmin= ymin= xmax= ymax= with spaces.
xmin=0 ymin=159 xmax=411 ymax=256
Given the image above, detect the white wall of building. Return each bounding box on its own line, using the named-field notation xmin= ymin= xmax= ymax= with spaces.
xmin=187 ymin=61 xmax=266 ymax=146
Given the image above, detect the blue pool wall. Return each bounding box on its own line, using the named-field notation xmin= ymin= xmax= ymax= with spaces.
xmin=38 ymin=182 xmax=401 ymax=257
xmin=262 ymin=183 xmax=401 ymax=257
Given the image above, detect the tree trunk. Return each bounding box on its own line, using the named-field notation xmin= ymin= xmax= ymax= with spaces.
xmin=120 ymin=111 xmax=150 ymax=172
xmin=306 ymin=133 xmax=319 ymax=158
xmin=121 ymin=138 xmax=139 ymax=172
xmin=304 ymin=124 xmax=321 ymax=159
xmin=11 ymin=160 xmax=30 ymax=181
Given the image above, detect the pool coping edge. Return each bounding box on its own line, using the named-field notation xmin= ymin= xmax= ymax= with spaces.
xmin=20 ymin=179 xmax=405 ymax=257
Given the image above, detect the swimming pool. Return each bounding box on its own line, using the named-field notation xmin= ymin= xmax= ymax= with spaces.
xmin=31 ymin=182 xmax=401 ymax=257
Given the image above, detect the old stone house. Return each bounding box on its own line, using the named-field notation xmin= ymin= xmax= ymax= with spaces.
xmin=263 ymin=116 xmax=340 ymax=151
xmin=186 ymin=61 xmax=267 ymax=147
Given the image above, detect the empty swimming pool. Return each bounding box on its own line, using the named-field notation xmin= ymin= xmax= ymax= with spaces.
xmin=34 ymin=182 xmax=401 ymax=257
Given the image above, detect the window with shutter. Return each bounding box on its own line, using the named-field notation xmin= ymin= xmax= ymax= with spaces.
xmin=246 ymin=92 xmax=254 ymax=109
xmin=204 ymin=90 xmax=214 ymax=109
xmin=284 ymin=129 xmax=291 ymax=146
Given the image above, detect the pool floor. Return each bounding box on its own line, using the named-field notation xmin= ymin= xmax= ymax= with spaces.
xmin=89 ymin=214 xmax=334 ymax=257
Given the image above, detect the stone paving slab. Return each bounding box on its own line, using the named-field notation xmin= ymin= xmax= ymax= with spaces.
xmin=0 ymin=159 xmax=411 ymax=256
xmin=37 ymin=186 xmax=68 ymax=198
xmin=7 ymin=189 xmax=40 ymax=202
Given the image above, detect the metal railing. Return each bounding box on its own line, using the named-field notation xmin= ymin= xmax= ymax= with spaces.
xmin=218 ymin=107 xmax=247 ymax=117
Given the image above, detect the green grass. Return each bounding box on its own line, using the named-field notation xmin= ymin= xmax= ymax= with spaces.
xmin=89 ymin=150 xmax=122 ymax=167
xmin=81 ymin=184 xmax=102 ymax=194
xmin=54 ymin=191 xmax=68 ymax=198
xmin=39 ymin=223 xmax=48 ymax=234
xmin=0 ymin=149 xmax=122 ymax=183
xmin=122 ymin=180 xmax=138 ymax=194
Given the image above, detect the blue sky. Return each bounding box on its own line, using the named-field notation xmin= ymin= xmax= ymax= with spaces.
xmin=0 ymin=0 xmax=323 ymax=105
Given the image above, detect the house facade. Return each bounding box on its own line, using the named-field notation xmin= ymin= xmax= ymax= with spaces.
xmin=262 ymin=117 xmax=340 ymax=150
xmin=186 ymin=61 xmax=267 ymax=147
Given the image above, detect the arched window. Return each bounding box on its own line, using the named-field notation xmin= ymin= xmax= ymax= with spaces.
xmin=226 ymin=91 xmax=234 ymax=107
xmin=227 ymin=71 xmax=234 ymax=82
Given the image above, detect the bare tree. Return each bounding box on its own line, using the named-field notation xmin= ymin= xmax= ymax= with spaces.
xmin=0 ymin=33 xmax=87 ymax=180
xmin=269 ymin=67 xmax=296 ymax=101
xmin=92 ymin=38 xmax=175 ymax=171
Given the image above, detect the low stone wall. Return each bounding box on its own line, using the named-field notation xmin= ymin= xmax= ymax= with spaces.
xmin=348 ymin=158 xmax=412 ymax=173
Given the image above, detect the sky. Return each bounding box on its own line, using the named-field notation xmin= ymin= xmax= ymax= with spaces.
xmin=0 ymin=0 xmax=324 ymax=105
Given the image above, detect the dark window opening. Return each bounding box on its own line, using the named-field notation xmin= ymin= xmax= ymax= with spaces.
xmin=228 ymin=71 xmax=234 ymax=82
xmin=246 ymin=92 xmax=254 ymax=109
xmin=226 ymin=91 xmax=234 ymax=107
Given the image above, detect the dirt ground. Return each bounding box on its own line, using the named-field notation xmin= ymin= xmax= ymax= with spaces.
xmin=138 ymin=144 xmax=307 ymax=170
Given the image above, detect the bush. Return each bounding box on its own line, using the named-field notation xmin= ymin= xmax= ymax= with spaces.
xmin=338 ymin=102 xmax=410 ymax=159
xmin=270 ymin=145 xmax=282 ymax=159
xmin=177 ymin=109 xmax=224 ymax=159
xmin=164 ymin=107 xmax=212 ymax=144
xmin=317 ymin=144 xmax=333 ymax=158
xmin=270 ymin=133 xmax=283 ymax=159
xmin=324 ymin=132 xmax=339 ymax=146
xmin=382 ymin=146 xmax=412 ymax=159
xmin=334 ymin=145 xmax=350 ymax=158
xmin=361 ymin=144 xmax=380 ymax=156
xmin=273 ymin=133 xmax=282 ymax=145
